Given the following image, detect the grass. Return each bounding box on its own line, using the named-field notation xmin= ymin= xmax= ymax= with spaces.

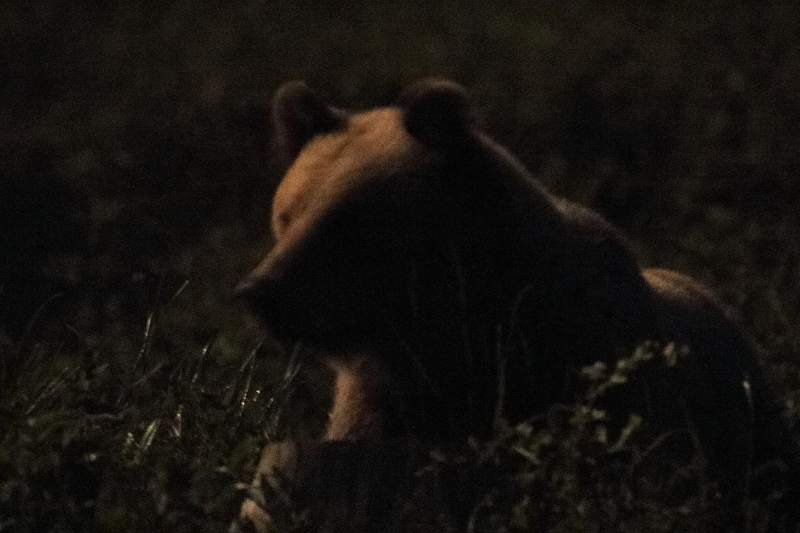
xmin=0 ymin=284 xmax=329 ymax=533
xmin=229 ymin=344 xmax=793 ymax=533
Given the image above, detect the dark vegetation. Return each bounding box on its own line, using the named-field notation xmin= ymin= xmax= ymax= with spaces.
xmin=1 ymin=1 xmax=798 ymax=531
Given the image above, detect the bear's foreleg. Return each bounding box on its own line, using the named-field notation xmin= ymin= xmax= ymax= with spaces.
xmin=324 ymin=351 xmax=394 ymax=441
xmin=233 ymin=351 xmax=396 ymax=532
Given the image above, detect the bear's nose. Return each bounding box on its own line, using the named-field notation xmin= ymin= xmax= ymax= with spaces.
xmin=233 ymin=276 xmax=269 ymax=310
xmin=234 ymin=274 xmax=307 ymax=343
xmin=234 ymin=271 xmax=294 ymax=318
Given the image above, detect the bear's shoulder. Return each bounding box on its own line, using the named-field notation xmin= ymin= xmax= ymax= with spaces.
xmin=642 ymin=268 xmax=736 ymax=319
xmin=552 ymin=197 xmax=635 ymax=256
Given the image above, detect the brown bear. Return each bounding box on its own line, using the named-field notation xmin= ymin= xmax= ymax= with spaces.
xmin=233 ymin=79 xmax=799 ymax=531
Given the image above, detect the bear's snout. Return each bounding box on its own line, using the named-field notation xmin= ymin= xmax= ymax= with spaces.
xmin=234 ymin=272 xmax=304 ymax=342
xmin=233 ymin=275 xmax=271 ymax=311
xmin=235 ymin=267 xmax=362 ymax=349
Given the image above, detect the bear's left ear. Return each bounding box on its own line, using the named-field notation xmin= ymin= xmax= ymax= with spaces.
xmin=398 ymin=79 xmax=473 ymax=151
xmin=272 ymin=81 xmax=348 ymax=163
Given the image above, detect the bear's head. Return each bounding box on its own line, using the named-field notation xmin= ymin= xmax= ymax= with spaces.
xmin=236 ymin=80 xmax=565 ymax=355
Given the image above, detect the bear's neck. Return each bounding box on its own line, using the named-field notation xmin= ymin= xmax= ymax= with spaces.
xmin=450 ymin=132 xmax=583 ymax=319
xmin=415 ymin=134 xmax=657 ymax=432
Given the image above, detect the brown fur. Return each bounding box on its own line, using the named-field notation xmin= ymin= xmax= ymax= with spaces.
xmin=324 ymin=354 xmax=393 ymax=441
xmin=234 ymin=80 xmax=799 ymax=532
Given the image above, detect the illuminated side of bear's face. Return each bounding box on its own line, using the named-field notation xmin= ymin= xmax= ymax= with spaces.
xmin=272 ymin=107 xmax=419 ymax=242
xmin=237 ymin=80 xmax=476 ymax=350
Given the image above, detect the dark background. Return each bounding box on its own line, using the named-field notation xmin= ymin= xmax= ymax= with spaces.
xmin=1 ymin=1 xmax=798 ymax=531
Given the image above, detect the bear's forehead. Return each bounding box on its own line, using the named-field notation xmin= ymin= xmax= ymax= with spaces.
xmin=273 ymin=108 xmax=420 ymax=226
xmin=290 ymin=108 xmax=415 ymax=182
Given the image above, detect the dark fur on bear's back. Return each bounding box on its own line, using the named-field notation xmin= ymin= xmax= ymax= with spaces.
xmin=236 ymin=79 xmax=800 ymax=527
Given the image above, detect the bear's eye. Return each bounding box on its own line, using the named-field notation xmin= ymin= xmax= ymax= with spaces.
xmin=274 ymin=211 xmax=292 ymax=237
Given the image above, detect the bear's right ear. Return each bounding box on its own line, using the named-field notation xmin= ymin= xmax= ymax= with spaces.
xmin=271 ymin=81 xmax=348 ymax=163
xmin=398 ymin=79 xmax=472 ymax=152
